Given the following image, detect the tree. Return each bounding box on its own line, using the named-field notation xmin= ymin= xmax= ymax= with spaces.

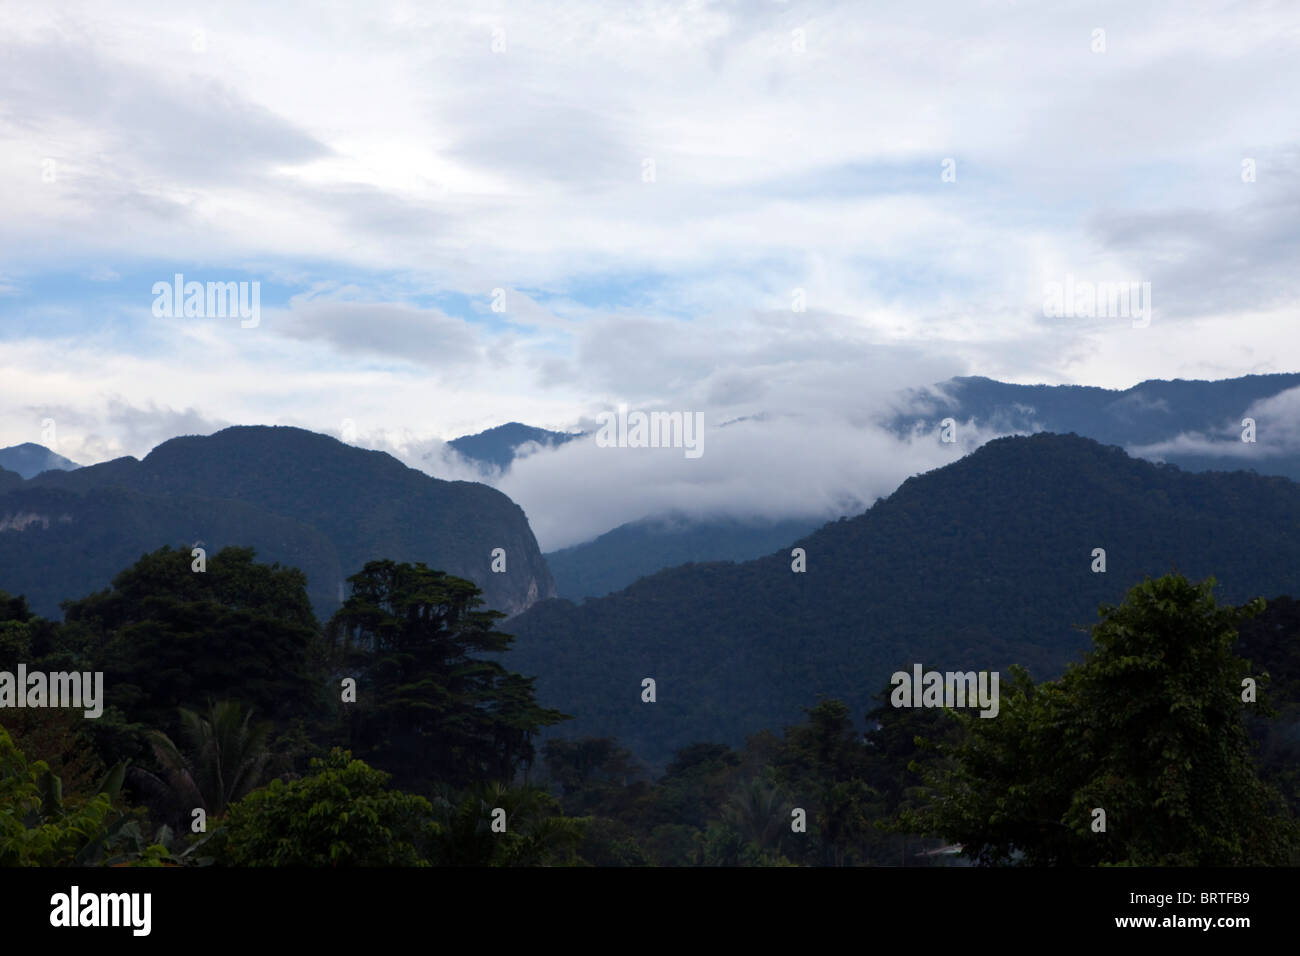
xmin=720 ymin=772 xmax=792 ymax=856
xmin=770 ymin=699 xmax=878 ymax=865
xmin=429 ymin=782 xmax=585 ymax=866
xmin=649 ymin=742 xmax=742 ymax=834
xmin=1235 ymin=595 xmax=1300 ymax=816
xmin=543 ymin=736 xmax=638 ymax=808
xmin=60 ymin=546 xmax=325 ymax=745
xmin=863 ymin=679 xmax=963 ymax=865
xmin=217 ymin=749 xmax=437 ymax=867
xmin=912 ymin=574 xmax=1299 ymax=865
xmin=144 ymin=700 xmax=273 ymax=818
xmin=326 ymin=560 xmax=567 ymax=790
xmin=0 ymin=709 xmax=105 ymax=803
xmin=0 ymin=725 xmax=174 ymax=866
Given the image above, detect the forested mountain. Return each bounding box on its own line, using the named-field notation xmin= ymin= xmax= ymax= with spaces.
xmin=510 ymin=374 xmax=1300 ymax=601
xmin=546 ymin=513 xmax=822 ymax=601
xmin=505 ymin=432 xmax=1300 ymax=765
xmin=896 ymin=373 xmax=1300 ymax=480
xmin=0 ymin=442 xmax=81 ymax=479
xmin=1 ymin=426 xmax=552 ymax=619
xmin=448 ymin=422 xmax=580 ymax=471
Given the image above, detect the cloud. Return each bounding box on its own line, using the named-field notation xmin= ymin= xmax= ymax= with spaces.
xmin=272 ymin=297 xmax=484 ymax=370
xmin=1089 ymin=164 xmax=1300 ymax=322
xmin=24 ymin=398 xmax=229 ymax=464
xmin=493 ymin=390 xmax=1010 ymax=551
xmin=0 ymin=35 xmax=328 ymax=185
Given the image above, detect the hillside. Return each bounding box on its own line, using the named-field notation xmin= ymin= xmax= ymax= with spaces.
xmin=546 ymin=513 xmax=822 ymax=601
xmin=0 ymin=483 xmax=341 ymax=619
xmin=505 ymin=432 xmax=1300 ymax=766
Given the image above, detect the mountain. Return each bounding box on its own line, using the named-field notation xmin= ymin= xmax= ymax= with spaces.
xmin=504 ymin=432 xmax=1300 ymax=766
xmin=529 ymin=373 xmax=1300 ymax=606
xmin=3 ymin=426 xmax=553 ymax=619
xmin=896 ymin=373 xmax=1300 ymax=480
xmin=448 ymin=422 xmax=580 ymax=471
xmin=0 ymin=443 xmax=81 ymax=479
xmin=546 ymin=513 xmax=823 ymax=601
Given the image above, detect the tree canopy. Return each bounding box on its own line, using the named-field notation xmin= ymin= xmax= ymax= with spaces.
xmin=909 ymin=574 xmax=1299 ymax=865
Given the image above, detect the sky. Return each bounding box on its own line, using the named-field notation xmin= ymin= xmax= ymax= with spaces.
xmin=2 ymin=0 xmax=1298 ymax=547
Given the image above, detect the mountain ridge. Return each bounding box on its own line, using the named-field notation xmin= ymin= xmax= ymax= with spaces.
xmin=4 ymin=425 xmax=553 ymax=619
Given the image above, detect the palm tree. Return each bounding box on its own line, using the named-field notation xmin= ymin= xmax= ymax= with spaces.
xmin=722 ymin=773 xmax=789 ymax=852
xmin=146 ymin=700 xmax=272 ymax=816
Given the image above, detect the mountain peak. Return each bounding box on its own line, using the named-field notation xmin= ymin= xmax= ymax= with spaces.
xmin=0 ymin=443 xmax=81 ymax=479
xmin=448 ymin=422 xmax=580 ymax=471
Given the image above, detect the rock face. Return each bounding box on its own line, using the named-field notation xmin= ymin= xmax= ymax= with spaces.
xmin=3 ymin=426 xmax=554 ymax=620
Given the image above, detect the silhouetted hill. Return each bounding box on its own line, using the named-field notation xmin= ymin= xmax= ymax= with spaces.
xmin=448 ymin=422 xmax=579 ymax=471
xmin=0 ymin=442 xmax=81 ymax=479
xmin=6 ymin=426 xmax=552 ymax=618
xmin=506 ymin=432 xmax=1300 ymax=766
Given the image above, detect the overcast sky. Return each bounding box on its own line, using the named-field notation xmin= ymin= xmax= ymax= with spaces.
xmin=2 ymin=1 xmax=1297 ymax=546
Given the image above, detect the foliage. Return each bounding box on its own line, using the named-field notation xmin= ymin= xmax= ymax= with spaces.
xmin=429 ymin=782 xmax=586 ymax=866
xmin=0 ymin=725 xmax=174 ymax=866
xmin=60 ymin=546 xmax=324 ymax=745
xmin=909 ymin=575 xmax=1300 ymax=865
xmin=216 ymin=749 xmax=437 ymax=867
xmin=327 ymin=560 xmax=567 ymax=790
xmin=1236 ymin=595 xmax=1300 ymax=816
xmin=146 ymin=700 xmax=273 ymax=816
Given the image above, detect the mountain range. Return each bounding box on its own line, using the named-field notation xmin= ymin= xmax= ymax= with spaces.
xmin=503 ymin=431 xmax=1300 ymax=766
xmin=519 ymin=372 xmax=1300 ymax=602
xmin=894 ymin=373 xmax=1300 ymax=480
